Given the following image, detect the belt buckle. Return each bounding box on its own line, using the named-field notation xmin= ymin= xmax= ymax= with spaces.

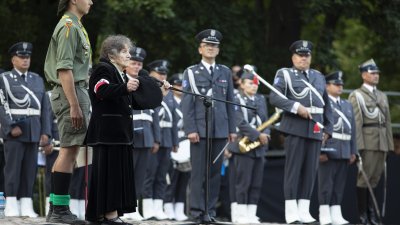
xmin=26 ymin=108 xmax=32 ymax=116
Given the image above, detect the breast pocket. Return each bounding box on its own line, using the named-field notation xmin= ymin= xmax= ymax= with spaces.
xmin=77 ymin=35 xmax=90 ymax=64
xmin=215 ymin=81 xmax=228 ymax=96
xmin=196 ymin=80 xmax=210 ymax=95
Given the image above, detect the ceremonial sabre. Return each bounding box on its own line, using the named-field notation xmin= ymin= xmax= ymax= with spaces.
xmin=243 ymin=64 xmax=324 ymax=129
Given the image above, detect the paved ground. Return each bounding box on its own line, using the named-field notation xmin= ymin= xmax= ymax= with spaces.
xmin=0 ymin=217 xmax=283 ymax=225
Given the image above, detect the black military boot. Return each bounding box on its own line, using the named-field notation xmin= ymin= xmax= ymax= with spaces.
xmin=48 ymin=205 xmax=88 ymax=224
xmin=357 ymin=187 xmax=370 ymax=225
xmin=367 ymin=192 xmax=380 ymax=225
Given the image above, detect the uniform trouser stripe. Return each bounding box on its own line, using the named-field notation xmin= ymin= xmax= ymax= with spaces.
xmin=142 ymin=147 xmax=171 ymax=199
xmin=3 ymin=140 xmax=38 ymax=197
xmin=318 ymin=159 xmax=348 ymax=205
xmin=232 ymin=154 xmax=264 ymax=204
xmin=283 ymin=135 xmax=321 ymax=200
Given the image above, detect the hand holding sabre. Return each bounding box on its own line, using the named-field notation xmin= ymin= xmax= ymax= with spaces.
xmin=243 ymin=64 xmax=323 ymax=129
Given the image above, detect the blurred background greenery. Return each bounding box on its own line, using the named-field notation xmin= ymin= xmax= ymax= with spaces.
xmin=0 ymin=0 xmax=399 ymax=129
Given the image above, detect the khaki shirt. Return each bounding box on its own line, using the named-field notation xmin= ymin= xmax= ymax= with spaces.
xmin=44 ymin=12 xmax=91 ymax=84
xmin=348 ymin=85 xmax=394 ymax=152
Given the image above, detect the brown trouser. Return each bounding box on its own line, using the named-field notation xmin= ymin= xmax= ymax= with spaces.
xmin=357 ymin=150 xmax=386 ymax=188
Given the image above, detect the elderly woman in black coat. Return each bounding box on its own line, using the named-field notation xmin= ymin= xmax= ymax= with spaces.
xmin=85 ymin=35 xmax=162 ymax=225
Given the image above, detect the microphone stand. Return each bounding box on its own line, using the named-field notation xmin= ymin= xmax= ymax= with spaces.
xmin=168 ymin=86 xmax=255 ymax=225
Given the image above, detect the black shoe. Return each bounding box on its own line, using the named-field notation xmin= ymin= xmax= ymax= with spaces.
xmin=48 ymin=205 xmax=88 ymax=225
xmin=46 ymin=202 xmax=53 ymax=222
xmin=289 ymin=221 xmax=303 ymax=224
xmin=101 ymin=217 xmax=133 ymax=225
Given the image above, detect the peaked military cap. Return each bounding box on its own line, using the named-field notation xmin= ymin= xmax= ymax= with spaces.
xmin=326 ymin=71 xmax=344 ymax=85
xmin=58 ymin=0 xmax=70 ymax=16
xmin=359 ymin=59 xmax=380 ymax=73
xmin=168 ymin=73 xmax=183 ymax=85
xmin=289 ymin=40 xmax=313 ymax=54
xmin=130 ymin=47 xmax=147 ymax=62
xmin=8 ymin=42 xmax=33 ymax=57
xmin=195 ymin=29 xmax=223 ymax=44
xmin=240 ymin=71 xmax=259 ymax=85
xmin=147 ymin=59 xmax=169 ymax=75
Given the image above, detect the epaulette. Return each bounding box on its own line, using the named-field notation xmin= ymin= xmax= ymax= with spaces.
xmin=218 ymin=64 xmax=230 ymax=70
xmin=188 ymin=64 xmax=197 ymax=69
xmin=28 ymin=72 xmax=40 ymax=78
xmin=276 ymin=68 xmax=290 ymax=76
xmin=62 ymin=16 xmax=74 ymax=38
xmin=310 ymin=68 xmax=323 ymax=75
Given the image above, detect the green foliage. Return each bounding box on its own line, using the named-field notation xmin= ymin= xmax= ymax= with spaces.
xmin=105 ymin=0 xmax=175 ymax=18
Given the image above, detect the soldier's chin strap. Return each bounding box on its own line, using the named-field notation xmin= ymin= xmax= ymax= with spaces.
xmin=356 ymin=154 xmax=383 ymax=224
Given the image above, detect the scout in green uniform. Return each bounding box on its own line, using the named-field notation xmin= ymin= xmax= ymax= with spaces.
xmin=43 ymin=0 xmax=93 ymax=224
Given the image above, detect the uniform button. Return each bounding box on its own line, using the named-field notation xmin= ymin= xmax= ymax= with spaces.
xmin=129 ymin=105 xmax=131 ymax=108
xmin=130 ymin=115 xmax=133 ymax=119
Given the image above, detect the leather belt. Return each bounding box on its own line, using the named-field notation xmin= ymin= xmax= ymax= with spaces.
xmin=10 ymin=108 xmax=40 ymax=116
xmin=306 ymin=106 xmax=324 ymax=114
xmin=332 ymin=132 xmax=351 ymax=141
xmin=363 ymin=123 xmax=384 ymax=127
xmin=51 ymin=80 xmax=88 ymax=88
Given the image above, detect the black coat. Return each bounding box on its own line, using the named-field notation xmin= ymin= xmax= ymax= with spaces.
xmin=85 ymin=58 xmax=162 ymax=146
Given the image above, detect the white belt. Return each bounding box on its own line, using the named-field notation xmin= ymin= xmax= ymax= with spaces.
xmin=132 ymin=114 xmax=153 ymax=122
xmin=10 ymin=108 xmax=40 ymax=116
xmin=332 ymin=132 xmax=351 ymax=141
xmin=178 ymin=130 xmax=185 ymax=139
xmin=160 ymin=121 xmax=173 ymax=128
xmin=306 ymin=106 xmax=324 ymax=114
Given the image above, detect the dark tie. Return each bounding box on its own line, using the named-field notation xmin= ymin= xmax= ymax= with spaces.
xmin=337 ymin=100 xmax=341 ymax=109
xmin=210 ymin=66 xmax=214 ymax=77
xmin=302 ymin=71 xmax=308 ymax=80
xmin=373 ymin=88 xmax=377 ymax=98
xmin=21 ymin=73 xmax=26 ymax=81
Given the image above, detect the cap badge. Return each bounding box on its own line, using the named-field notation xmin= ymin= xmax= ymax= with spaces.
xmin=23 ymin=42 xmax=28 ymax=51
xmin=210 ymin=29 xmax=216 ymax=37
xmin=302 ymin=41 xmax=307 ymax=48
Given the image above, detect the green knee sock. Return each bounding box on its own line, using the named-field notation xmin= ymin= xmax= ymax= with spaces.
xmin=53 ymin=194 xmax=70 ymax=206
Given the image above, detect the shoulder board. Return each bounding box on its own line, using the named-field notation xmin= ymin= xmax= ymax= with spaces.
xmin=310 ymin=68 xmax=322 ymax=75
xmin=187 ymin=65 xmax=198 ymax=70
xmin=28 ymin=72 xmax=40 ymax=78
xmin=218 ymin=64 xmax=230 ymax=70
xmin=276 ymin=67 xmax=290 ymax=74
xmin=65 ymin=18 xmax=73 ymax=26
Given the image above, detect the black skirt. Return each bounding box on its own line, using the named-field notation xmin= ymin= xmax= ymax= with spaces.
xmin=86 ymin=145 xmax=136 ymax=221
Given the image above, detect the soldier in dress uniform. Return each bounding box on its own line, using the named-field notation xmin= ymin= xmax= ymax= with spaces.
xmin=229 ymin=71 xmax=269 ymax=224
xmin=122 ymin=47 xmax=161 ymax=221
xmin=142 ymin=60 xmax=179 ymax=220
xmin=269 ymin=40 xmax=333 ymax=224
xmin=164 ymin=73 xmax=191 ymax=221
xmin=181 ymin=29 xmax=237 ymax=222
xmin=348 ymin=59 xmax=394 ymax=225
xmin=318 ymin=71 xmax=357 ymax=225
xmin=0 ymin=42 xmax=51 ymax=217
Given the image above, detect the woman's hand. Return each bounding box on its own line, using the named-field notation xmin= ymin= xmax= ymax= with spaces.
xmin=127 ymin=78 xmax=140 ymax=92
